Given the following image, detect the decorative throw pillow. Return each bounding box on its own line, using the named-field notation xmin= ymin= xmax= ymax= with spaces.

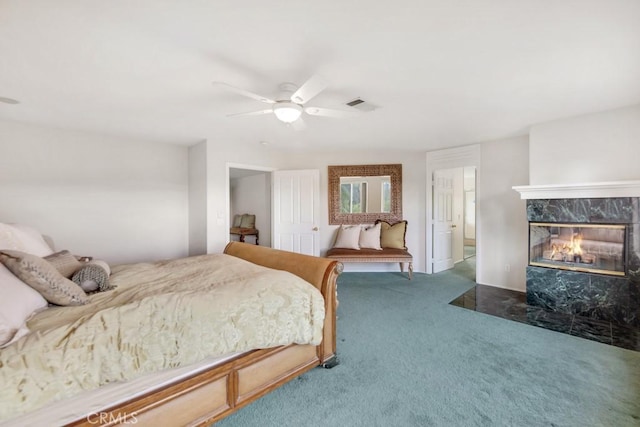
xmin=333 ymin=224 xmax=361 ymax=250
xmin=376 ymin=220 xmax=408 ymax=249
xmin=232 ymin=214 xmax=243 ymax=228
xmin=0 ymin=264 xmax=47 ymax=347
xmin=0 ymin=250 xmax=89 ymax=306
xmin=359 ymin=223 xmax=382 ymax=250
xmin=239 ymin=214 xmax=256 ymax=229
xmin=72 ymin=260 xmax=113 ymax=292
xmin=44 ymin=250 xmax=83 ymax=278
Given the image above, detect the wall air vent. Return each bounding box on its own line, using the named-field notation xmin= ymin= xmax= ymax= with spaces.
xmin=345 ymin=98 xmax=378 ymax=112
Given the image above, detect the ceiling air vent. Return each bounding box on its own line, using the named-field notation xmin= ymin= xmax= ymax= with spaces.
xmin=345 ymin=98 xmax=378 ymax=112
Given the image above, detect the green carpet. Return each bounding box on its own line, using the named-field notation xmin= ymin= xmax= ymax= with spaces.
xmin=216 ymin=268 xmax=640 ymax=427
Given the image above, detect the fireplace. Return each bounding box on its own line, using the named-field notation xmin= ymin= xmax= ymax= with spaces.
xmin=529 ymin=222 xmax=626 ymax=277
xmin=512 ymin=184 xmax=640 ymax=328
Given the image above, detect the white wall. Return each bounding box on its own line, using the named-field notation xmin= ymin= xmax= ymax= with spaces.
xmin=477 ymin=136 xmax=529 ymax=291
xmin=189 ymin=142 xmax=427 ymax=271
xmin=0 ymin=118 xmax=530 ymax=283
xmin=278 ymin=151 xmax=427 ymax=273
xmin=0 ymin=120 xmax=189 ymax=263
xmin=529 ymin=104 xmax=640 ymax=185
xmin=200 ymin=143 xmax=285 ymax=255
xmin=230 ymin=173 xmax=271 ymax=247
xmin=188 ymin=141 xmax=207 ymax=256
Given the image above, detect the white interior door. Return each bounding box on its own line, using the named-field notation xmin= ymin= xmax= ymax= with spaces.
xmin=272 ymin=169 xmax=320 ymax=256
xmin=432 ymin=168 xmax=455 ymax=273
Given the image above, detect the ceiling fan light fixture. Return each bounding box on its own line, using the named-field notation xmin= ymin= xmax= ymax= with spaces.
xmin=273 ymin=102 xmax=302 ymax=123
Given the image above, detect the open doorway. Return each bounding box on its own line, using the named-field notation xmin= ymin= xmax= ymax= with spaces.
xmin=463 ymin=166 xmax=476 ymax=260
xmin=430 ymin=166 xmax=476 ymax=275
xmin=228 ymin=165 xmax=273 ymax=247
xmin=426 ymin=145 xmax=480 ymax=282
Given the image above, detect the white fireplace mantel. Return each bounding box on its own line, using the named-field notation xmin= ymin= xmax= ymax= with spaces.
xmin=513 ymin=181 xmax=640 ymax=199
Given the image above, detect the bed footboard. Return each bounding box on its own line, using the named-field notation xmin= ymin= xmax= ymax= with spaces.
xmin=223 ymin=242 xmax=341 ymax=364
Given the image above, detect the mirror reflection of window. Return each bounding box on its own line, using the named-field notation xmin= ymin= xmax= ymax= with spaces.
xmin=339 ymin=175 xmax=389 ymax=214
xmin=341 ymin=182 xmax=367 ymax=213
xmin=381 ymin=180 xmax=391 ymax=213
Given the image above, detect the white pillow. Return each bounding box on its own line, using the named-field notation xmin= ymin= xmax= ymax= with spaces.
xmin=333 ymin=225 xmax=361 ymax=250
xmin=0 ymin=223 xmax=23 ymax=252
xmin=0 ymin=223 xmax=54 ymax=256
xmin=359 ymin=223 xmax=382 ymax=250
xmin=0 ymin=264 xmax=48 ymax=347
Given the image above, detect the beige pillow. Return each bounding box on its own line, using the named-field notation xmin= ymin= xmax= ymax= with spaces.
xmin=0 ymin=250 xmax=89 ymax=306
xmin=333 ymin=224 xmax=361 ymax=250
xmin=359 ymin=223 xmax=382 ymax=250
xmin=0 ymin=264 xmax=48 ymax=347
xmin=376 ymin=220 xmax=408 ymax=249
xmin=44 ymin=250 xmax=83 ymax=278
xmin=232 ymin=214 xmax=243 ymax=227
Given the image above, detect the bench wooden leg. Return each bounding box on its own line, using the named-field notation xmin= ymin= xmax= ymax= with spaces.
xmin=399 ymin=262 xmax=413 ymax=280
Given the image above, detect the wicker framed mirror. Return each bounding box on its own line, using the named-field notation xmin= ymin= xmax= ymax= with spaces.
xmin=328 ymin=164 xmax=402 ymax=225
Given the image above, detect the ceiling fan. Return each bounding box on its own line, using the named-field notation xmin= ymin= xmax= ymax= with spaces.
xmin=0 ymin=96 xmax=19 ymax=105
xmin=212 ymin=76 xmax=355 ymax=126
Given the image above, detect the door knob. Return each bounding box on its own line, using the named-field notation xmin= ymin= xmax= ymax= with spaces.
xmin=312 ymin=227 xmax=319 ymax=231
xmin=451 ymin=224 xmax=457 ymax=228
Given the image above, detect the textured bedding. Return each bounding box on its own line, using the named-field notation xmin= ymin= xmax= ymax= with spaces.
xmin=0 ymin=254 xmax=325 ymax=421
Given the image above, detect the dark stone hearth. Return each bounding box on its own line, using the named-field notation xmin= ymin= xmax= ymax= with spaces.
xmin=450 ymin=284 xmax=640 ymax=351
xmin=526 ymin=197 xmax=640 ymax=327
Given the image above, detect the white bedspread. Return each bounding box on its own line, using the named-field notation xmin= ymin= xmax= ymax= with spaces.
xmin=0 ymin=254 xmax=325 ymax=422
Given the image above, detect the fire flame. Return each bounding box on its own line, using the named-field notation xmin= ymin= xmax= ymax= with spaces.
xmin=549 ymin=233 xmax=583 ymax=260
xmin=572 ymin=234 xmax=583 ymax=256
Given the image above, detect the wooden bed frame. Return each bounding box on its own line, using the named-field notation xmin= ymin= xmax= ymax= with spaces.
xmin=64 ymin=242 xmax=341 ymax=426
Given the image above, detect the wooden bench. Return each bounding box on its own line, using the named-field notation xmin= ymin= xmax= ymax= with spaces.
xmin=325 ymin=247 xmax=413 ymax=279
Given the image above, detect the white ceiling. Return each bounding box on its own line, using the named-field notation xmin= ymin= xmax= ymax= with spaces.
xmin=1 ymin=1 xmax=639 ymax=152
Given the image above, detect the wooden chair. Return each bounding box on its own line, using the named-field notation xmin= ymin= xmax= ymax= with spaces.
xmin=230 ymin=214 xmax=259 ymax=245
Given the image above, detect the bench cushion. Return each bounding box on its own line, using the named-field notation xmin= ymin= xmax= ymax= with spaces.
xmin=230 ymin=227 xmax=258 ymax=235
xmin=326 ymin=247 xmax=412 ymax=261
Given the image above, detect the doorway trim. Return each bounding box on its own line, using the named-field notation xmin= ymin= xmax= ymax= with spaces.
xmin=426 ymin=145 xmax=481 ymax=278
xmin=226 ymin=163 xmax=276 ymax=245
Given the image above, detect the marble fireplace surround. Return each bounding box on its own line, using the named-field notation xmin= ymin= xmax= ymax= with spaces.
xmin=514 ymin=181 xmax=640 ymax=327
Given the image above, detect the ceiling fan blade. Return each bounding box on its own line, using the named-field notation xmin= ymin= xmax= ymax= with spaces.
xmin=212 ymin=82 xmax=276 ymax=104
xmin=304 ymin=107 xmax=357 ymax=118
xmin=0 ymin=96 xmax=19 ymax=104
xmin=290 ymin=75 xmax=328 ymax=104
xmin=227 ymin=109 xmax=273 ymax=117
